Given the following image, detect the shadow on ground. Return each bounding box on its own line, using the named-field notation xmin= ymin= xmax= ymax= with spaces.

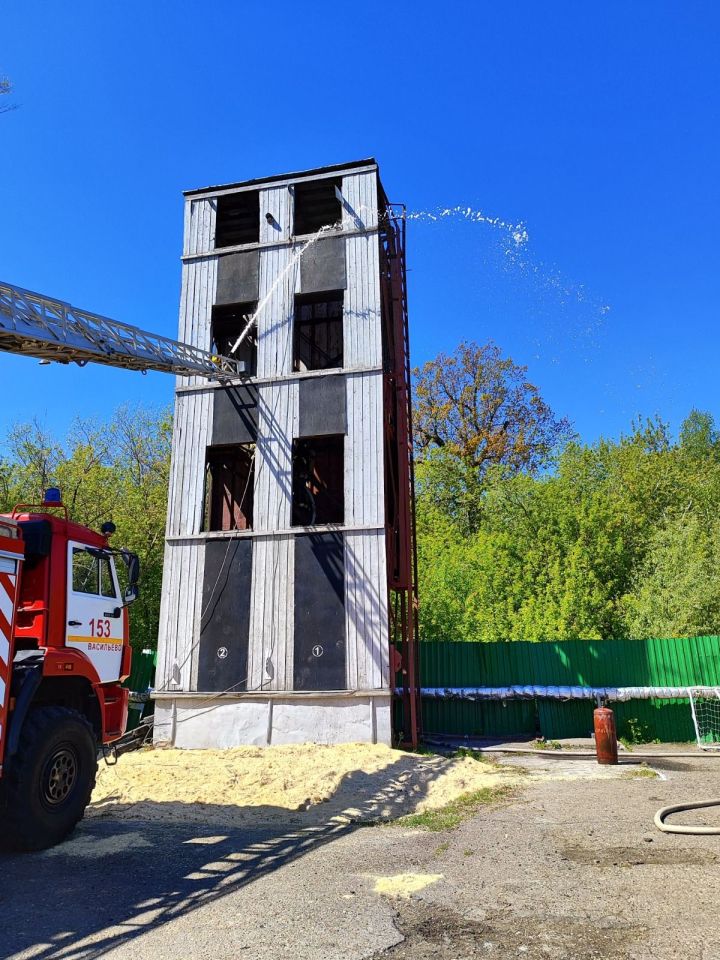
xmin=3 ymin=753 xmax=455 ymax=960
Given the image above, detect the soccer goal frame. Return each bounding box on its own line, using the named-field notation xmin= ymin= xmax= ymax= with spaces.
xmin=688 ymin=687 xmax=720 ymax=751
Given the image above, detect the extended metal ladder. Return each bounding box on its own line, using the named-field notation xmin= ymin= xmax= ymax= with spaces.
xmin=0 ymin=281 xmax=243 ymax=380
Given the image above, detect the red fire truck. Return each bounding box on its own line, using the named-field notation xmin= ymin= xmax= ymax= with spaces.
xmin=0 ymin=280 xmax=243 ymax=851
xmin=0 ymin=491 xmax=139 ymax=850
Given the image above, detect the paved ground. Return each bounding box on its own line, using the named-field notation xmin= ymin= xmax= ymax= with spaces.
xmin=4 ymin=749 xmax=720 ymax=960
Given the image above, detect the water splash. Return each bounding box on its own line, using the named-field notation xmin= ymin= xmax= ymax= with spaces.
xmin=404 ymin=202 xmax=610 ymax=363
xmin=227 ymin=199 xmax=611 ymax=370
xmin=403 ymin=205 xmax=529 ymax=250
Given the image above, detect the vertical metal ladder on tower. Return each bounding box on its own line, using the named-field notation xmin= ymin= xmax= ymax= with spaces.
xmin=0 ymin=281 xmax=244 ymax=380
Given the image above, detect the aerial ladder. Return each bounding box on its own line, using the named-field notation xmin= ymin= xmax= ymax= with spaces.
xmin=0 ymin=279 xmax=244 ymax=851
xmin=0 ymin=280 xmax=244 ymax=379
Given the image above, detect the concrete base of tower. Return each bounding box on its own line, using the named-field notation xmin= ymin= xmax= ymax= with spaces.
xmin=151 ymin=691 xmax=393 ymax=749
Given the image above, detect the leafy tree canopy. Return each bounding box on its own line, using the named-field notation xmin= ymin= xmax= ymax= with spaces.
xmin=415 ymin=356 xmax=720 ymax=643
xmin=0 ymin=406 xmax=170 ymax=652
xmin=413 ymin=340 xmax=573 ymax=475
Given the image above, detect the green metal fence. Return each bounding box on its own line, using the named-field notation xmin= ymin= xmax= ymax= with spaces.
xmin=418 ymin=637 xmax=720 ymax=742
xmin=123 ymin=648 xmax=156 ymax=731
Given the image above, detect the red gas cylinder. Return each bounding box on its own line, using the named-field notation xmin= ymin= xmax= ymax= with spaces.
xmin=593 ymin=706 xmax=618 ymax=765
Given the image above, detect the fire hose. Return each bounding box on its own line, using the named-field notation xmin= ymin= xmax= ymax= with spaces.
xmin=654 ymin=799 xmax=720 ymax=835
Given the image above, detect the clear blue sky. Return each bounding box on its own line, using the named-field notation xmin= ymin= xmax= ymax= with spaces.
xmin=1 ymin=2 xmax=718 ymax=446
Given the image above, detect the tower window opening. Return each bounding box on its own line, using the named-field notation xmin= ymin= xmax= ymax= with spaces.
xmin=211 ymin=302 xmax=258 ymax=376
xmin=293 ymin=292 xmax=343 ymax=372
xmin=205 ymin=444 xmax=255 ymax=532
xmin=291 ymin=435 xmax=344 ymax=527
xmin=215 ymin=190 xmax=260 ymax=248
xmin=293 ymin=178 xmax=342 ymax=236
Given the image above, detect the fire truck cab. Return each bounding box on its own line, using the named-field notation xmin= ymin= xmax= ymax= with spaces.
xmin=0 ymin=489 xmax=138 ymax=850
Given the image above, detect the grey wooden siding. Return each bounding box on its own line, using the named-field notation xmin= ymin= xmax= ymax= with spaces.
xmin=344 ymin=371 xmax=384 ymax=528
xmin=166 ymin=390 xmax=214 ymax=538
xmin=341 ymin=172 xmax=379 ymax=232
xmin=260 ymin=185 xmax=292 ymax=244
xmin=158 ymin=164 xmax=392 ymax=700
xmin=341 ymin=169 xmax=389 ymax=689
xmin=157 ymin=540 xmax=207 ymax=691
xmin=254 ymin=380 xmax=298 ymax=531
xmin=256 ymin=246 xmax=294 ymax=378
xmin=156 ymin=388 xmax=213 ymax=690
xmin=248 ymin=534 xmax=295 ymax=691
xmin=344 ymin=234 xmax=382 ymax=370
xmin=247 ymin=185 xmax=295 ymax=692
xmin=157 ymin=195 xmax=218 ymax=690
xmin=344 ymin=529 xmax=390 ymax=690
xmin=184 ymin=196 xmax=217 ymax=257
xmin=178 ymin=197 xmax=217 ymax=389
xmin=342 ymin=167 xmax=390 ymax=690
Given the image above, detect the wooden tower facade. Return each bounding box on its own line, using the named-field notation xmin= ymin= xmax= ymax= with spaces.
xmin=154 ymin=159 xmax=418 ymax=748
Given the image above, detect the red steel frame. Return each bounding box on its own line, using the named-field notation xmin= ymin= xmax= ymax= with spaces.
xmin=379 ymin=198 xmax=421 ymax=748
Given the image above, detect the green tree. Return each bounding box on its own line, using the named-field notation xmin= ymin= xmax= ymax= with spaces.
xmin=679 ymin=409 xmax=720 ymax=461
xmin=413 ymin=340 xmax=573 ymax=474
xmin=1 ymin=407 xmax=171 ymax=652
xmin=415 ymin=412 xmax=720 ymax=643
xmin=624 ymin=514 xmax=720 ymax=639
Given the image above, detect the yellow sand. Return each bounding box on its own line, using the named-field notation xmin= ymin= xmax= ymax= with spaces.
xmin=373 ymin=873 xmax=444 ymax=897
xmin=89 ymin=742 xmax=515 ymax=826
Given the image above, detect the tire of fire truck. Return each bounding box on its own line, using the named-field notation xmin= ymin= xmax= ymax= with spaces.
xmin=0 ymin=706 xmax=98 ymax=852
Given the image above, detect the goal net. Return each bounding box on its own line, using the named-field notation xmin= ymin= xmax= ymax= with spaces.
xmin=688 ymin=687 xmax=720 ymax=750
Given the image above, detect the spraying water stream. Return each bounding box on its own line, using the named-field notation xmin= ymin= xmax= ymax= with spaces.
xmin=229 ymin=223 xmax=337 ymax=356
xmin=404 ymin=205 xmax=529 ymax=251
xmin=227 ymin=200 xmax=609 ymax=370
xmin=401 ymin=203 xmax=610 ymax=365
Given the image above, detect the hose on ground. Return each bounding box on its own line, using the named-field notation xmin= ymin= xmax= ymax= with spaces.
xmin=654 ymin=799 xmax=720 ymax=835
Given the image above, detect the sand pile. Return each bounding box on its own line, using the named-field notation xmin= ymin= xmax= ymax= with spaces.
xmin=89 ymin=742 xmax=515 ymax=826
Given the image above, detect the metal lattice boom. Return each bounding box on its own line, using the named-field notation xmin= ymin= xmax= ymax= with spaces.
xmin=0 ymin=281 xmax=244 ymax=380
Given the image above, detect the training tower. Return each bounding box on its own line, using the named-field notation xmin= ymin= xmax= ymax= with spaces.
xmin=154 ymin=159 xmax=418 ymax=747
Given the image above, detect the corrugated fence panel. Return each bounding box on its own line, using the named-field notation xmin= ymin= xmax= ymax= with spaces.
xmin=418 ymin=642 xmax=535 ymax=737
xmin=418 ymin=637 xmax=720 ymax=742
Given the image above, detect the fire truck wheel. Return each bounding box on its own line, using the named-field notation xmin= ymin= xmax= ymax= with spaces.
xmin=0 ymin=706 xmax=98 ymax=851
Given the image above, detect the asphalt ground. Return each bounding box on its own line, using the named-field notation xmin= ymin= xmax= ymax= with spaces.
xmin=4 ymin=750 xmax=720 ymax=960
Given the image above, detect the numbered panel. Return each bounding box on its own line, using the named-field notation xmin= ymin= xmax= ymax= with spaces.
xmin=197 ymin=538 xmax=252 ymax=692
xmin=293 ymin=532 xmax=346 ymax=690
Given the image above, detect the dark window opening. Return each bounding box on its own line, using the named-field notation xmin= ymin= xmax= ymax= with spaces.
xmin=215 ymin=190 xmax=260 ymax=248
xmin=211 ymin=301 xmax=257 ymax=376
xmin=205 ymin=444 xmax=255 ymax=531
xmin=292 ymin=436 xmax=344 ymax=526
xmin=293 ymin=292 xmax=343 ymax=372
xmin=293 ymin=178 xmax=342 ymax=236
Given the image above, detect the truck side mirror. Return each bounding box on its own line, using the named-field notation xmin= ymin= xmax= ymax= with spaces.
xmin=121 ymin=550 xmax=140 ymax=605
xmin=124 ymin=584 xmax=139 ymax=605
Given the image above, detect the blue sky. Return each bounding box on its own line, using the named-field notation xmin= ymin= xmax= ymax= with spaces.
xmin=1 ymin=2 xmax=718 ymax=446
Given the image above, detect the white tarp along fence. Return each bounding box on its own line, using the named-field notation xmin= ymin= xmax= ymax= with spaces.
xmin=418 ymin=686 xmax=720 ymax=702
